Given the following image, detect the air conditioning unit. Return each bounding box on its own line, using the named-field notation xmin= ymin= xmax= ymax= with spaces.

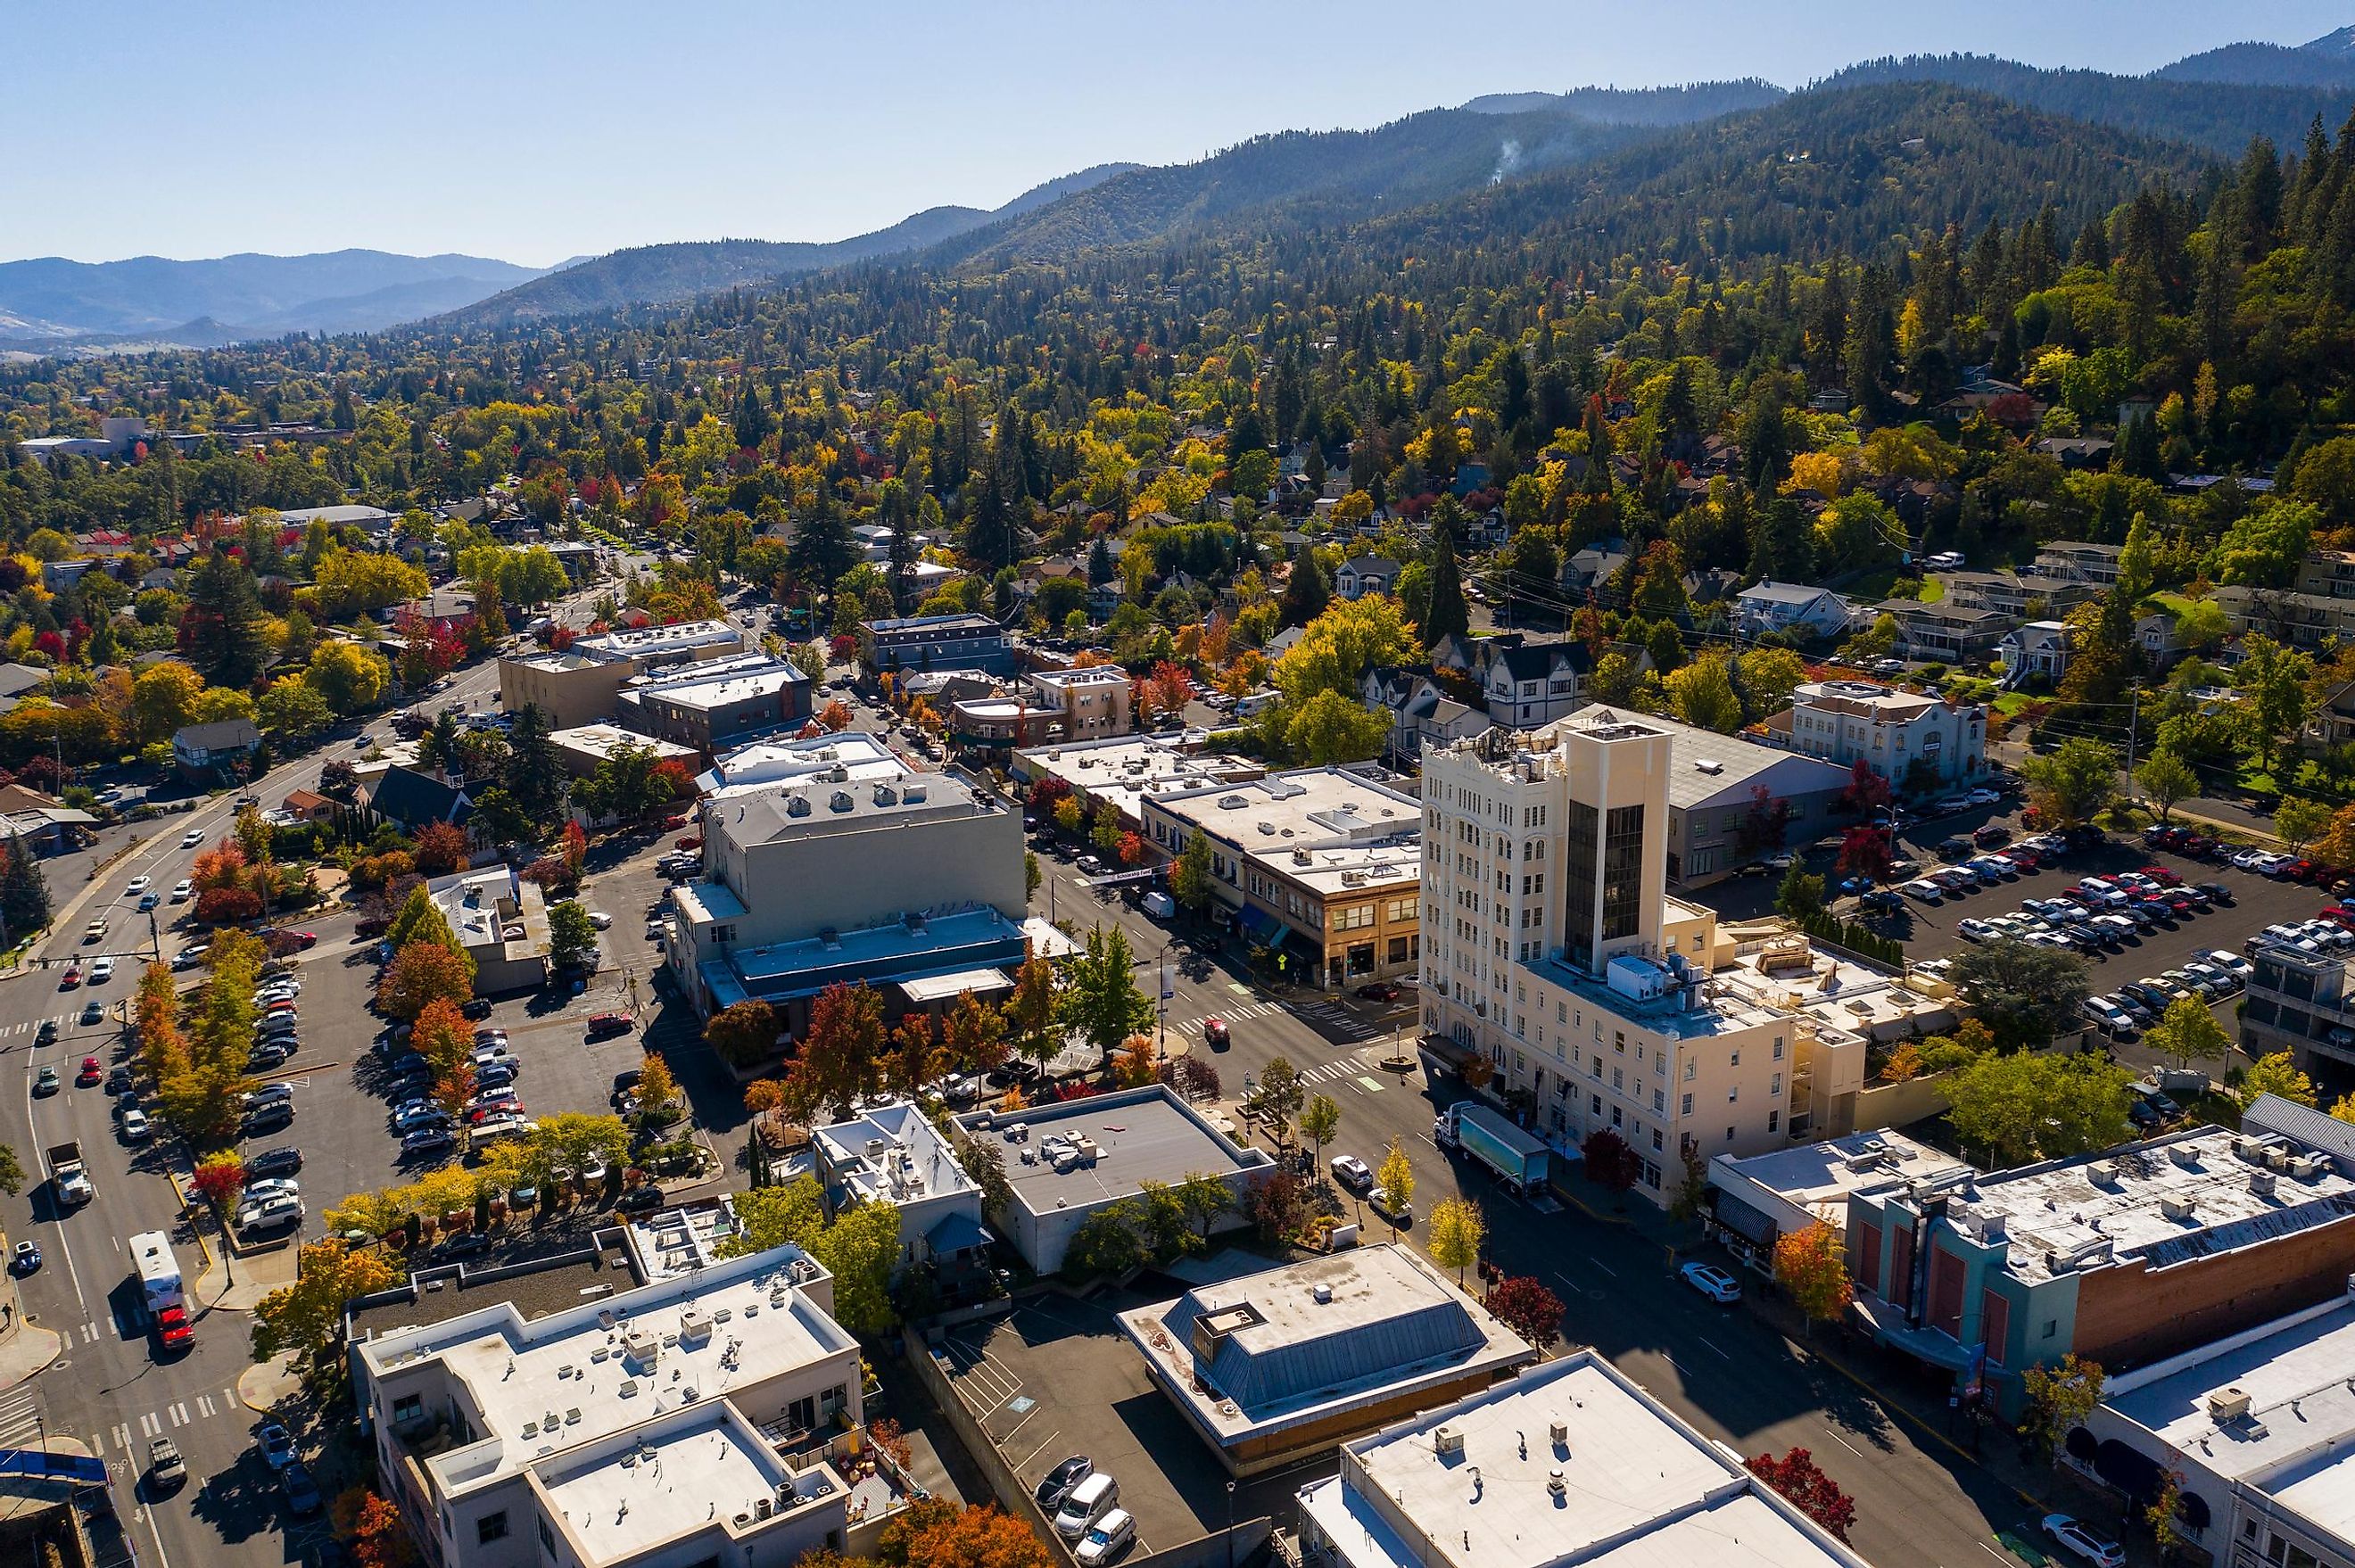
xmin=2208 ymin=1387 xmax=2252 ymax=1424
xmin=2088 ymin=1161 xmax=2120 ymax=1187
xmin=1548 ymin=1419 xmax=1568 ymax=1445
xmin=2249 ymin=1169 xmax=2277 ymax=1197
xmin=1434 ymin=1425 xmax=1465 ymax=1457
xmin=2167 ymin=1143 xmax=2201 ymax=1168
xmin=2161 ymin=1194 xmax=2197 ymax=1222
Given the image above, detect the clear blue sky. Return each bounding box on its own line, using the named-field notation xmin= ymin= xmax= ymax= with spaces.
xmin=7 ymin=1 xmax=2351 ymax=267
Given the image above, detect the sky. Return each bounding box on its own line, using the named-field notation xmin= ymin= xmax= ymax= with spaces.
xmin=6 ymin=0 xmax=2352 ymax=267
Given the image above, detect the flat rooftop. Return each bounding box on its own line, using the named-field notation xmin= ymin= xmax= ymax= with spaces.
xmin=1118 ymin=1246 xmax=1532 ymax=1444
xmin=574 ymin=619 xmax=740 ymax=663
xmin=534 ymin=1401 xmax=826 ymax=1567
xmin=956 ymin=1086 xmax=1269 ymax=1211
xmin=1715 ymin=944 xmax=1956 ymax=1039
xmin=1520 ymin=953 xmax=1789 ymax=1042
xmin=814 ymin=1101 xmax=979 ymax=1207
xmin=1715 ymin=1130 xmax=1971 ymax=1229
xmin=631 ymin=664 xmax=806 ymax=712
xmin=1153 ymin=767 xmax=1419 ymax=850
xmin=1301 ymin=1353 xmax=1864 ymax=1568
xmin=550 ymin=723 xmax=698 ymax=765
xmin=700 ymin=730 xmax=905 ymax=795
xmin=2106 ymin=1296 xmax=2355 ymax=1542
xmin=348 ymin=1245 xmax=632 ymax=1341
xmin=1938 ymin=1125 xmax=2355 ymax=1285
xmin=1018 ymin=735 xmax=1265 ymax=817
xmin=357 ymin=1244 xmax=851 ymax=1497
xmin=708 ymin=770 xmax=996 ymax=848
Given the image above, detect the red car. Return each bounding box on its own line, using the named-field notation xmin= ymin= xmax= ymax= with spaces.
xmin=2137 ymin=866 xmax=2182 ymax=887
xmin=77 ymin=1056 xmax=103 ymax=1085
xmin=1201 ymin=1018 xmax=1229 ymax=1049
xmin=1355 ymin=982 xmax=1403 ymax=1003
xmin=663 ymin=815 xmax=688 ymax=830
xmin=586 ymin=1012 xmax=635 ymax=1039
xmin=58 ymin=968 xmax=80 ymax=990
xmin=153 ymin=1304 xmax=193 ymax=1350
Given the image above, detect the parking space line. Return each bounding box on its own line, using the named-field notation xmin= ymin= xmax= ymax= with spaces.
xmin=1697 ymin=1336 xmax=1731 ymax=1360
xmin=1822 ymin=1428 xmax=1862 ymax=1456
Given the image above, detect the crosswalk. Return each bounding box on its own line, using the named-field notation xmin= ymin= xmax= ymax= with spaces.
xmin=104 ymin=1387 xmax=242 ymax=1454
xmin=1 ymin=1009 xmax=101 ymax=1037
xmin=1167 ymin=996 xmax=1392 ymax=1045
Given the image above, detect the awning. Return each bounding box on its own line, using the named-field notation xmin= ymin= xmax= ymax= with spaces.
xmin=1237 ymin=905 xmax=1288 ymax=949
xmin=1708 ymin=1190 xmax=1781 ymax=1249
xmin=1851 ymin=1294 xmax=1977 ymax=1371
xmin=925 ymin=1209 xmax=994 ymax=1256
xmin=896 ymin=967 xmax=1015 ymax=1006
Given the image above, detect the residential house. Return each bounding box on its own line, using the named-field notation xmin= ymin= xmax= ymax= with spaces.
xmin=279 ymin=788 xmax=339 ymax=825
xmin=1470 ymin=637 xmax=1588 ymax=730
xmin=1935 ymin=569 xmax=2099 ymax=618
xmin=1734 ymin=581 xmax=1855 ymax=640
xmin=2136 ymin=610 xmax=2186 ymax=672
xmin=364 ymin=764 xmax=479 ymax=845
xmin=2033 ymin=437 xmax=2115 ymax=470
xmin=0 ymin=664 xmax=48 ymax=702
xmin=857 ymin=613 xmax=1012 ymax=677
xmin=1996 ymin=620 xmax=2070 ymax=687
xmin=2298 ymin=547 xmax=2355 ymax=599
xmin=2210 ymin=583 xmax=2355 ymax=650
xmin=1334 ymin=556 xmax=1400 ymax=600
xmin=1360 ymin=666 xmax=1491 ymax=765
xmin=382 ymin=588 xmax=478 ymax=633
xmin=1561 ymin=540 xmax=1629 ymax=593
xmin=170 ymin=718 xmax=262 ymax=783
xmin=1872 ymin=598 xmax=2012 ymax=664
xmin=1766 ymin=679 xmax=1987 ymax=790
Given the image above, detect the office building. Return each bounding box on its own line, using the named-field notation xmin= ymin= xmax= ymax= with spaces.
xmin=1117 ymin=1244 xmax=1535 ymax=1474
xmin=2239 ymin=938 xmax=2355 ymax=1077
xmin=1140 ymin=768 xmax=1421 ymax=989
xmin=1848 ymin=1100 xmax=2355 ymax=1417
xmin=665 ymin=733 xmax=1036 ymax=1028
xmin=811 ymin=1101 xmax=990 ymax=1283
xmin=615 ymin=652 xmax=812 ymax=753
xmin=426 ymin=865 xmax=552 ymax=994
xmin=499 ymin=620 xmax=746 ymax=728
xmin=1012 ymin=734 xmax=1264 ymax=836
xmin=1295 ymin=1352 xmax=1877 ymax=1568
xmin=951 ymin=1086 xmax=1271 ymax=1275
xmin=1025 ymin=665 xmax=1133 ymax=741
xmin=859 ymin=613 xmax=1012 ymax=677
xmin=1706 ymin=1129 xmax=1971 ymax=1272
xmin=351 ymin=1241 xmax=864 ymax=1568
xmin=1419 ymin=718 xmax=1865 ymax=1200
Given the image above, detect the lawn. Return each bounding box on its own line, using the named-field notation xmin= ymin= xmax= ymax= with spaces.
xmin=1842 ymin=565 xmax=1944 ymax=603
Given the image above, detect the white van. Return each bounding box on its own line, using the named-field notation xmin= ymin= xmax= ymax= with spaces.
xmin=1139 ymin=890 xmax=1177 ymax=920
xmin=1054 ymin=1473 xmax=1120 ymax=1539
xmin=1234 ymin=691 xmax=1280 ymax=719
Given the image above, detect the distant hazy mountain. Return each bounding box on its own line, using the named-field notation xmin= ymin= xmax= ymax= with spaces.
xmin=433 ymin=163 xmax=1143 ymax=328
xmin=0 ymin=249 xmax=547 ymax=343
xmin=2153 ymin=25 xmax=2355 ymax=88
xmin=1814 ymin=54 xmax=2354 ymax=153
xmin=1461 ymin=80 xmax=1788 ymax=124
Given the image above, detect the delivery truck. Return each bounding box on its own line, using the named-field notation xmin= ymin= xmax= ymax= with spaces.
xmin=130 ymin=1231 xmax=183 ymax=1319
xmin=45 ymin=1140 xmax=92 ymax=1207
xmin=1432 ymin=1102 xmax=1549 ymax=1196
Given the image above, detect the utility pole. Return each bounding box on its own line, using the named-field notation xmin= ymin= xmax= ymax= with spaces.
xmin=2120 ymin=685 xmax=2142 ymax=810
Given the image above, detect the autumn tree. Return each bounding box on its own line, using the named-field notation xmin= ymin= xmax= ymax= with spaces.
xmin=1427 ymin=1195 xmax=1485 ymax=1286
xmin=1376 ymin=1135 xmax=1415 ymax=1233
xmin=1056 ymin=924 xmax=1152 ymax=1056
xmin=789 ymin=982 xmax=887 ymax=1121
xmin=2238 ymin=1051 xmax=2317 ymax=1109
xmin=1773 ymin=1222 xmax=1853 ymax=1336
xmin=2021 ymin=1354 xmax=2106 ymax=1460
xmin=706 ymin=999 xmax=782 ymax=1070
xmin=377 ymin=940 xmax=477 ymax=1020
xmin=252 ymin=1239 xmax=400 ymax=1395
xmin=1745 ymin=1448 xmax=1856 ymax=1541
xmin=412 ymin=820 xmax=471 ymax=875
xmin=1483 ymin=1275 xmax=1564 ymax=1348
xmin=332 ymin=1490 xmax=417 ymax=1568
xmin=1581 ymin=1127 xmax=1641 ymax=1193
xmin=190 ymin=1151 xmax=246 ymax=1215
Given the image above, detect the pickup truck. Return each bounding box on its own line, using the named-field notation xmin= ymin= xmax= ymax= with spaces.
xmin=45 ymin=1140 xmax=92 ymax=1207
xmin=1433 ymin=1103 xmax=1550 ymax=1196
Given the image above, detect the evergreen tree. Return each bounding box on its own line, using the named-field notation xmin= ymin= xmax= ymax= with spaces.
xmin=1278 ymin=549 xmax=1329 ymax=629
xmin=0 ymin=842 xmax=50 ymax=938
xmin=785 ymin=488 xmax=857 ymax=600
xmin=1423 ymin=508 xmax=1470 ymax=648
xmin=181 ymin=546 xmax=267 ymax=689
xmin=504 ymin=703 xmax=568 ymax=822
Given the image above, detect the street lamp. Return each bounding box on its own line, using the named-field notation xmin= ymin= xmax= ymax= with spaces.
xmin=1225 ymin=1480 xmax=1237 ymax=1568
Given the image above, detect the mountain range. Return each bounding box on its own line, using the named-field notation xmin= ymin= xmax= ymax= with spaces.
xmin=8 ymin=25 xmax=2355 ymax=349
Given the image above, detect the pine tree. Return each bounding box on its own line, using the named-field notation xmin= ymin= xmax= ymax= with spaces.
xmin=1278 ymin=549 xmax=1329 ymax=630
xmin=181 ymin=546 xmax=267 ymax=689
xmin=0 ymin=842 xmax=51 ymax=938
xmin=1423 ymin=507 xmax=1469 ymax=648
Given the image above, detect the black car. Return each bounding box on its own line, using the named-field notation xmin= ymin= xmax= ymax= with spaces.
xmin=2195 ymin=881 xmax=2235 ymax=905
xmin=461 ymin=998 xmax=494 ymax=1019
xmin=613 ymin=1184 xmax=664 ymax=1215
xmin=1036 ymin=1456 xmax=1094 ymax=1512
xmin=612 ymin=1068 xmax=643 ymax=1102
xmin=246 ymin=1146 xmax=303 ymax=1178
xmin=105 ymin=1066 xmax=132 ymax=1093
xmin=35 ymin=1019 xmax=56 ymax=1045
xmin=244 ymin=1102 xmax=294 ymax=1135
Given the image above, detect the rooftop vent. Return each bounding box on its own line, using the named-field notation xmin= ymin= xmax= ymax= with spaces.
xmin=2209 ymin=1386 xmax=2252 ymax=1424
xmin=2167 ymin=1143 xmax=2202 ymax=1168
xmin=1693 ymin=759 xmax=1724 ymax=775
xmin=786 ymin=795 xmax=811 ymax=818
xmin=873 ymin=785 xmax=897 ymax=806
xmin=1310 ymin=1283 xmax=1334 ymax=1304
xmin=1548 ymin=1419 xmax=1568 ymax=1445
xmin=1547 ymin=1470 xmax=1566 ymax=1499
xmin=1434 ymin=1425 xmax=1465 ymax=1457
xmin=830 ymin=791 xmax=854 ymax=812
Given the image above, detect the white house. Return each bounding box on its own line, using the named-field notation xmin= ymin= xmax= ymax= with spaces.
xmin=1996 ymin=619 xmax=2070 ymax=687
xmin=1735 ymin=581 xmax=1854 ymax=640
xmin=1334 ymin=556 xmax=1400 ymax=600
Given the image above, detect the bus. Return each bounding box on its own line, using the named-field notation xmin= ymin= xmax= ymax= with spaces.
xmin=130 ymin=1231 xmax=183 ymax=1319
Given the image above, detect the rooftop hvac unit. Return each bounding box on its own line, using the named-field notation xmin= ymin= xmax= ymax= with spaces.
xmin=1547 ymin=1470 xmax=1566 ymax=1498
xmin=2249 ymin=1169 xmax=2278 ymax=1198
xmin=866 ymin=1138 xmax=888 ymax=1160
xmin=1310 ymin=1283 xmax=1334 ymax=1304
xmin=1293 ymin=848 xmax=1312 ymax=865
xmin=1548 ymin=1419 xmax=1568 ymax=1445
xmin=1434 ymin=1425 xmax=1464 ymax=1457
xmin=2160 ymin=1194 xmax=2198 ymax=1222
xmin=2167 ymin=1143 xmax=2202 ymax=1168
xmin=2088 ymin=1162 xmax=2120 ymax=1187
xmin=756 ymin=1498 xmax=773 ymax=1520
xmin=2208 ymin=1387 xmax=2252 ymax=1424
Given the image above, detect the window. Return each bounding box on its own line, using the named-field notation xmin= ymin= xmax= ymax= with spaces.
xmin=1768 ymin=1110 xmax=1780 ymax=1132
xmin=1725 ymin=1126 xmax=1736 ymax=1142
xmin=1652 ymin=1128 xmax=1664 ymax=1151
xmin=1728 ymin=1085 xmax=1739 ymax=1103
xmin=1730 ymin=1049 xmax=1741 ymax=1068
xmin=1652 ymin=1088 xmax=1665 ymax=1113
xmin=2042 ymin=1319 xmax=2057 ymax=1340
xmin=392 ymin=1395 xmax=424 ymax=1425
xmin=477 ymin=1512 xmax=509 ymax=1546
xmin=1772 ymin=1036 xmax=1785 ymax=1060
xmin=1600 ymin=805 xmax=1645 ymax=940
xmin=1611 ymin=1105 xmax=1623 ymax=1127
xmin=541 ymin=1516 xmax=557 ymax=1553
xmin=713 ymin=923 xmax=737 ymax=944
xmin=1591 ymin=1093 xmax=1602 ymax=1116
xmin=1682 ymin=1093 xmax=1693 ymax=1115
xmin=1684 ymin=1058 xmax=1696 ymax=1081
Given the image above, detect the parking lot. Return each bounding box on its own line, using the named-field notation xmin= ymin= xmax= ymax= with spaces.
xmin=934 ymin=1290 xmax=1328 ymax=1556
xmin=219 ymin=834 xmax=708 ymax=1240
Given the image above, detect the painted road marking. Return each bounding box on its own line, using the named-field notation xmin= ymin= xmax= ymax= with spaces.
xmin=139 ymin=1414 xmax=159 ymax=1438
xmin=196 ymin=1396 xmax=214 ymax=1418
xmin=112 ymin=1424 xmax=130 ymax=1451
xmin=1354 ymin=1074 xmax=1384 ymax=1093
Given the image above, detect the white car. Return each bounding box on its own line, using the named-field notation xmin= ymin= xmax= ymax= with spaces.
xmin=1680 ymin=1261 xmax=1741 ymax=1303
xmin=1901 ymin=879 xmax=1945 ymax=904
xmin=169 ymin=879 xmax=194 ymax=902
xmin=1330 ymin=1154 xmax=1374 ymax=1192
xmin=180 ymin=828 xmax=206 ymax=849
xmin=1076 ymin=1509 xmax=1136 ymax=1567
xmin=87 ymin=957 xmax=115 ymax=985
xmin=2042 ymin=1515 xmax=2125 ymax=1568
xmin=1955 ymin=919 xmax=1995 ymax=943
xmin=1965 ymin=788 xmax=2002 ymax=806
xmin=586 ymin=911 xmax=613 ymax=929
xmin=243 ymin=1177 xmax=301 ymax=1204
xmin=125 ymin=875 xmax=151 ymax=896
xmin=2204 ymin=950 xmax=2254 ymax=979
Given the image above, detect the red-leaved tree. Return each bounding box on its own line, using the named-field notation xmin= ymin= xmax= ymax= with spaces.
xmin=1746 ymin=1448 xmax=1857 ymax=1541
xmin=412 ymin=821 xmax=470 ymax=875
xmin=1581 ymin=1127 xmax=1641 ymax=1193
xmin=194 ymin=886 xmax=263 ymax=926
xmin=1836 ymin=825 xmax=1895 ymax=883
xmin=1483 ymin=1275 xmax=1565 ymax=1347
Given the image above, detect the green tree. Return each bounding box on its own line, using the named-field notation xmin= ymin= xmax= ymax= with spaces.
xmin=2236 ymin=634 xmax=2317 ymax=776
xmin=1285 ymin=688 xmax=1392 ymax=763
xmin=1169 ymin=831 xmax=1215 ymax=911
xmin=1427 ymin=1195 xmax=1485 ymax=1286
xmin=577 ymin=740 xmax=673 ymax=821
xmin=502 ymin=704 xmax=569 ymax=824
xmin=1300 ymin=1093 xmax=1342 ymax=1168
xmin=183 ymin=546 xmax=269 ymax=689
xmin=1055 ymin=925 xmax=1152 ymax=1055
xmin=1253 ymin=1057 xmax=1305 ymax=1145
xmin=1666 ymin=655 xmax=1744 ymax=732
xmin=2134 ymin=748 xmax=2198 ymax=822
xmin=2238 ymin=1051 xmax=2317 ymax=1109
xmin=1376 ymin=1135 xmax=1415 ymax=1233
xmin=1089 ymin=800 xmax=1123 ymax=857
xmin=1775 ymin=864 xmax=1825 ymax=920
xmin=547 ymin=900 xmax=599 ymax=973
xmin=0 ymin=1143 xmax=21 ymax=1197
xmin=1422 ymin=513 xmax=1468 ymax=648
xmin=2019 ymin=738 xmax=2119 ymax=828
xmin=258 ymin=676 xmax=332 ymax=741
xmin=1946 ymin=1051 xmax=2132 ymax=1166
xmin=388 ymin=884 xmax=459 ymax=953
xmin=2143 ymin=994 xmax=2231 ymax=1074
xmin=252 ymin=1240 xmax=400 ymax=1394
xmin=720 ymin=1176 xmax=902 ymax=1336
xmin=2275 ymin=796 xmax=2333 ymax=855
xmin=302 ymin=641 xmax=392 ymax=715
xmin=1947 ymin=937 xmax=2093 ymax=1051
xmin=1270 ymin=595 xmax=1421 ymax=706
xmin=2021 ymin=1354 xmax=2106 ymax=1461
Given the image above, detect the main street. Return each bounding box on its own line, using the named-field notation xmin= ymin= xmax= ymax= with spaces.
xmin=0 ymin=575 xmax=619 ymax=1568
xmin=1032 ymin=857 xmax=2062 ymax=1568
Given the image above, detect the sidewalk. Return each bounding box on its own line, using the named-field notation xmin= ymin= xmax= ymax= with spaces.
xmin=0 ymin=1272 xmax=62 ymax=1391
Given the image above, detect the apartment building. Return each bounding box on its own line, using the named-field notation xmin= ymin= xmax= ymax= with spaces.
xmin=2212 ymin=583 xmax=2355 ymax=650
xmin=858 ymin=613 xmax=1012 ymax=676
xmin=350 ymin=1240 xmax=864 ymax=1568
xmin=1847 ymin=1101 xmax=2355 ymax=1418
xmin=1141 ymin=769 xmax=1421 ymax=989
xmin=1734 ymin=581 xmax=1855 ymax=640
xmin=1872 ymin=599 xmax=2013 ymax=664
xmin=2297 ymin=546 xmax=2355 ymax=599
xmin=1770 ymin=678 xmax=1987 ymax=790
xmin=1936 ymin=569 xmax=2101 ymax=617
xmin=2033 ymin=541 xmax=2125 ymax=586
xmin=1418 ymin=720 xmax=1829 ymax=1200
xmin=1025 ymin=665 xmax=1132 ymax=740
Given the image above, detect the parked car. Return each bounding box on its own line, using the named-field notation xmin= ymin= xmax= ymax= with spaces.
xmin=1077 ymin=1510 xmax=1136 ymax=1567
xmin=11 ymin=1242 xmax=39 ymax=1274
xmin=1680 ymin=1261 xmax=1741 ymax=1303
xmin=1355 ymin=981 xmax=1402 ymax=1003
xmin=585 ymin=1012 xmax=634 ymax=1039
xmin=282 ymin=1463 xmax=324 ymax=1517
xmin=2041 ymin=1515 xmax=2125 ymax=1568
xmin=246 ymin=1146 xmax=302 ymax=1177
xmin=1035 ymin=1457 xmax=1095 ymax=1514
xmin=1331 ymin=1154 xmax=1374 ymax=1192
